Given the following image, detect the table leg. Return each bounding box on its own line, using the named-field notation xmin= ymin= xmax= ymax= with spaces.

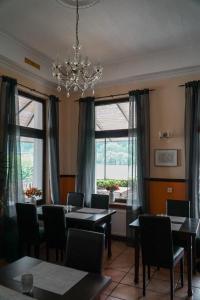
xmin=134 ymin=230 xmax=140 ymax=284
xmin=192 ymin=235 xmax=196 ymax=274
xmin=187 ymin=235 xmax=193 ymax=297
xmin=107 ymin=216 xmax=112 ymax=258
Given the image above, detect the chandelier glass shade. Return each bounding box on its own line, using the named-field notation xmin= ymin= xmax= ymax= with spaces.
xmin=52 ymin=0 xmax=103 ymax=97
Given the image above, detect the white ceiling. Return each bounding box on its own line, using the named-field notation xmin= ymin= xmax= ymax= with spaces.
xmin=0 ymin=0 xmax=200 ymax=86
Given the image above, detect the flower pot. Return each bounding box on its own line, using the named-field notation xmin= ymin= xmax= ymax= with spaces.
xmin=109 ymin=190 xmax=115 ymax=203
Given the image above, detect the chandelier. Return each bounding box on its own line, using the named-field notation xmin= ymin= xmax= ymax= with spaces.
xmin=52 ymin=0 xmax=103 ymax=97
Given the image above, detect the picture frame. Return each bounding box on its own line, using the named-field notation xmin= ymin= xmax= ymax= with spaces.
xmin=154 ymin=149 xmax=178 ymax=167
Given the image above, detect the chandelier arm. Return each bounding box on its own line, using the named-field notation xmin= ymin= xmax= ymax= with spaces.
xmin=76 ymin=0 xmax=80 ymax=48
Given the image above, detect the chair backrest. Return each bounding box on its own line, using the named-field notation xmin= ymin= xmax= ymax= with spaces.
xmin=65 ymin=228 xmax=104 ymax=274
xmin=91 ymin=194 xmax=109 ymax=209
xmin=166 ymin=199 xmax=190 ymax=218
xmin=67 ymin=192 xmax=84 ymax=207
xmin=42 ymin=205 xmax=66 ymax=248
xmin=139 ymin=215 xmax=173 ymax=268
xmin=16 ymin=203 xmax=39 ymax=244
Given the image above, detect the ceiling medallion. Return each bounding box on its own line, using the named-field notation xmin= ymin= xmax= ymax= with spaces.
xmin=53 ymin=0 xmax=103 ymax=97
xmin=56 ymin=0 xmax=100 ymax=9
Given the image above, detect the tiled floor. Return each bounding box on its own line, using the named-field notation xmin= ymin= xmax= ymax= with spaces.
xmin=101 ymin=240 xmax=200 ymax=300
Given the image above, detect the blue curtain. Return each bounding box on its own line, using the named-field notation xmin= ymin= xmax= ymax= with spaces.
xmin=76 ymin=97 xmax=95 ymax=206
xmin=0 ymin=75 xmax=23 ymax=261
xmin=0 ymin=76 xmax=23 ymax=215
xmin=48 ymin=95 xmax=60 ymax=204
xmin=185 ymin=81 xmax=200 ymax=218
xmin=128 ymin=89 xmax=150 ymax=213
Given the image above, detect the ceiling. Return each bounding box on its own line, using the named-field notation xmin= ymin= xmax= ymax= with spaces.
xmin=0 ymin=0 xmax=200 ymax=86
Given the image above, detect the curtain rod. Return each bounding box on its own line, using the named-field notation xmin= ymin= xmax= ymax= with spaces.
xmin=75 ymin=89 xmax=155 ymax=102
xmin=179 ymin=84 xmax=185 ymax=87
xmin=0 ymin=75 xmax=51 ymax=98
xmin=17 ymin=83 xmax=50 ymax=98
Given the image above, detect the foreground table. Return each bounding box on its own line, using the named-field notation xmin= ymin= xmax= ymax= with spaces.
xmin=0 ymin=256 xmax=111 ymax=300
xmin=129 ymin=216 xmax=200 ymax=297
xmin=37 ymin=206 xmax=116 ymax=257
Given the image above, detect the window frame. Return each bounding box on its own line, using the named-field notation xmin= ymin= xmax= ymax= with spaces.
xmin=95 ymin=97 xmax=129 ymax=181
xmin=18 ymin=90 xmax=46 ymax=203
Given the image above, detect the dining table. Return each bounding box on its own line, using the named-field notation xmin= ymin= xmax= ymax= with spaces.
xmin=37 ymin=205 xmax=116 ymax=257
xmin=0 ymin=256 xmax=111 ymax=300
xmin=129 ymin=215 xmax=200 ymax=297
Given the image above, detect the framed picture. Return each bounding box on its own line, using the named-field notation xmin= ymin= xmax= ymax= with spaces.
xmin=154 ymin=149 xmax=178 ymax=167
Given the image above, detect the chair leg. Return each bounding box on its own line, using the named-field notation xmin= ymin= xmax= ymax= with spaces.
xmin=170 ymin=268 xmax=174 ymax=300
xmin=61 ymin=249 xmax=64 ymax=261
xmin=27 ymin=244 xmax=31 ymax=256
xmin=148 ymin=265 xmax=150 ymax=279
xmin=46 ymin=247 xmax=49 ymax=261
xmin=56 ymin=248 xmax=59 ymax=261
xmin=180 ymin=258 xmax=184 ymax=287
xmin=34 ymin=245 xmax=40 ymax=258
xmin=143 ymin=264 xmax=146 ymax=296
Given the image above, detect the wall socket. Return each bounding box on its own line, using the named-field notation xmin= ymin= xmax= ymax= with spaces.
xmin=167 ymin=187 xmax=173 ymax=193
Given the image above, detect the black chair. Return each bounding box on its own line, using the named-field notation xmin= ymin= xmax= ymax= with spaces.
xmin=166 ymin=199 xmax=191 ymax=256
xmin=66 ymin=192 xmax=84 ymax=207
xmin=91 ymin=194 xmax=109 ymax=247
xmin=91 ymin=194 xmax=109 ymax=210
xmin=139 ymin=215 xmax=184 ymax=300
xmin=166 ymin=199 xmax=199 ymax=273
xmin=16 ymin=203 xmax=44 ymax=258
xmin=65 ymin=228 xmax=104 ymax=274
xmin=42 ymin=205 xmax=67 ymax=261
xmin=166 ymin=199 xmax=190 ymax=218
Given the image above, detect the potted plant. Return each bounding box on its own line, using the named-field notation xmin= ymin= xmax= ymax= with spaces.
xmin=24 ymin=187 xmax=42 ymax=204
xmin=105 ymin=183 xmax=119 ymax=203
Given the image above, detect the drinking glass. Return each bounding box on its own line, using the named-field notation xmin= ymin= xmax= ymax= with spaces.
xmin=21 ymin=273 xmax=33 ymax=295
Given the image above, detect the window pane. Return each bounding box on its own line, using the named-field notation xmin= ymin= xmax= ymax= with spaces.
xmin=96 ymin=137 xmax=128 ymax=199
xmin=18 ymin=96 xmax=43 ymax=129
xmin=20 ymin=137 xmax=43 ymax=192
xmin=95 ymin=102 xmax=129 ymax=131
xmin=106 ymin=138 xmax=128 ymax=180
xmin=96 ymin=139 xmax=105 ymax=179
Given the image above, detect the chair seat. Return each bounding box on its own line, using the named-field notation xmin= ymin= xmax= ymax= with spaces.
xmin=173 ymin=246 xmax=184 ymax=263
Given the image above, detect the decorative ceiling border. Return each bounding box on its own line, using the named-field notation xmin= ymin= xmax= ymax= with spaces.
xmin=0 ymin=55 xmax=56 ymax=90
xmin=98 ymin=65 xmax=200 ymax=88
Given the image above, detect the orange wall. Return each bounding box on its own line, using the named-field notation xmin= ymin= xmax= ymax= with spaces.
xmin=149 ymin=180 xmax=188 ymax=214
xmin=60 ymin=175 xmax=76 ymax=204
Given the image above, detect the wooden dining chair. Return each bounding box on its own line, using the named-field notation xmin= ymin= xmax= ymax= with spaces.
xmin=91 ymin=194 xmax=109 ymax=247
xmin=139 ymin=215 xmax=184 ymax=300
xmin=65 ymin=228 xmax=104 ymax=274
xmin=42 ymin=205 xmax=67 ymax=261
xmin=16 ymin=203 xmax=44 ymax=258
xmin=66 ymin=192 xmax=84 ymax=207
xmin=166 ymin=199 xmax=190 ymax=218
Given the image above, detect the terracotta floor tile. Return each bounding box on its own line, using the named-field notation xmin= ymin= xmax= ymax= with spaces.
xmin=106 ymin=297 xmax=122 ymax=300
xmin=192 ymin=275 xmax=200 ymax=288
xmin=121 ymin=273 xmax=146 ymax=288
xmin=103 ymin=281 xmax=119 ymax=295
xmin=111 ymin=283 xmax=143 ymax=300
xmin=147 ymin=278 xmax=174 ymax=294
xmin=104 ymin=268 xmax=127 ymax=282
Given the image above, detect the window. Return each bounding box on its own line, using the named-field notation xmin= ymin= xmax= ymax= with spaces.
xmin=95 ymin=100 xmax=129 ymax=200
xmin=18 ymin=91 xmax=46 ymax=200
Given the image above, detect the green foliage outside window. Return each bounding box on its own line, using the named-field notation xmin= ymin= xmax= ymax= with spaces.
xmin=97 ymin=179 xmax=128 ymax=189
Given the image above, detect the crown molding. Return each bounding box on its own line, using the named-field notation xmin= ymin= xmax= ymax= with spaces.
xmin=0 ymin=30 xmax=52 ymax=64
xmin=0 ymin=55 xmax=56 ymax=90
xmin=98 ymin=65 xmax=200 ymax=88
